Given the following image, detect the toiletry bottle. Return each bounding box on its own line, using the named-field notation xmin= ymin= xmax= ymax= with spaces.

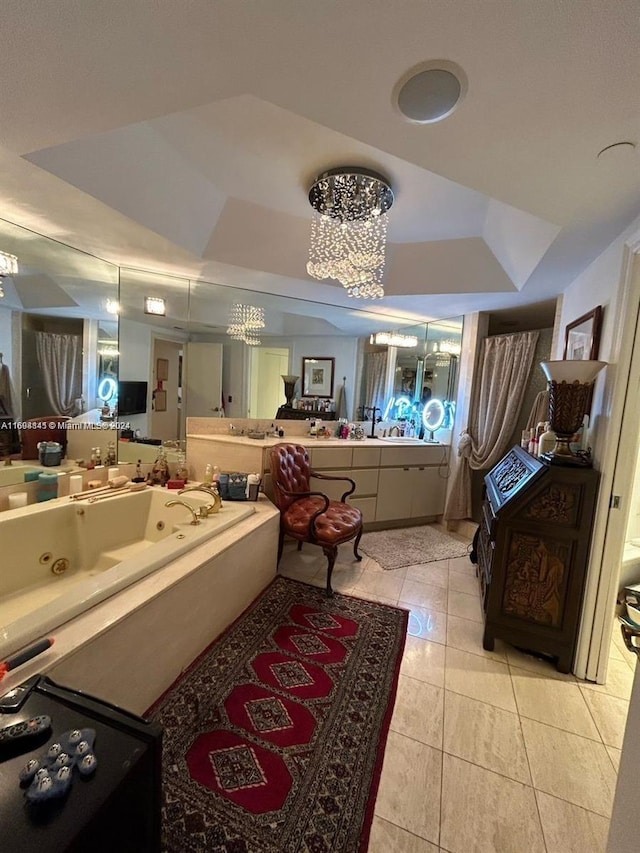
xmin=539 ymin=422 xmax=557 ymax=456
xmin=38 ymin=471 xmax=59 ymax=502
xmin=521 ymin=429 xmax=529 ymax=449
xmin=527 ymin=428 xmax=536 ymax=455
xmin=204 ymin=463 xmax=213 ymax=484
xmin=95 ymin=447 xmax=102 ymax=466
xmin=212 ymin=466 xmax=220 ymax=486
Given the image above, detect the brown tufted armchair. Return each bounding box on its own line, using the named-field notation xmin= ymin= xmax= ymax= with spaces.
xmin=269 ymin=443 xmax=363 ymax=596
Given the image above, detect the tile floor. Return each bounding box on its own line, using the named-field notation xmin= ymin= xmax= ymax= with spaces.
xmin=277 ymin=531 xmax=638 ymax=853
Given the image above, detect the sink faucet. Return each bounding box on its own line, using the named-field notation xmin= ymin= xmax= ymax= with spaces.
xmin=178 ymin=484 xmax=222 ymax=514
xmin=364 ymin=406 xmax=381 ymax=439
xmin=389 ymin=425 xmax=401 ymax=437
xmin=165 ymin=499 xmax=201 ymax=525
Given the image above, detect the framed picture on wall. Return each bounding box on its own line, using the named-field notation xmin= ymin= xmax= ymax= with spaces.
xmin=154 ymin=389 xmax=167 ymax=412
xmin=563 ymin=306 xmax=603 ymax=361
xmin=156 ymin=357 xmax=169 ymax=381
xmin=302 ymin=356 xmax=335 ymax=397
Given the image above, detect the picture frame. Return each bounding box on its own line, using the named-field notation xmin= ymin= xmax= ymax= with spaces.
xmin=156 ymin=357 xmax=169 ymax=381
xmin=154 ymin=389 xmax=167 ymax=412
xmin=302 ymin=356 xmax=335 ymax=398
xmin=563 ymin=305 xmax=603 ymax=361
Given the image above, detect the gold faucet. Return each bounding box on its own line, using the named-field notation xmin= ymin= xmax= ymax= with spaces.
xmin=165 ymin=499 xmax=201 ymax=525
xmin=178 ymin=484 xmax=222 ymax=515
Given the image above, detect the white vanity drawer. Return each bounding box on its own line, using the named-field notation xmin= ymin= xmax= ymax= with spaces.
xmin=352 ymin=446 xmax=381 ymax=468
xmin=380 ymin=445 xmax=448 ymax=467
xmin=315 ymin=468 xmax=379 ymax=497
xmin=309 ymin=447 xmax=353 ymax=469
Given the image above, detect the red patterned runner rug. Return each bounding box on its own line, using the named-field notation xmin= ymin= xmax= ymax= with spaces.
xmin=148 ymin=576 xmax=407 ymax=853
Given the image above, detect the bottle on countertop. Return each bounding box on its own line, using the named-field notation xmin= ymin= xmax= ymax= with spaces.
xmin=521 ymin=429 xmax=530 ymax=449
xmin=539 ymin=422 xmax=557 ymax=456
xmin=527 ymin=428 xmax=536 ymax=455
xmin=212 ymin=465 xmax=220 ymax=485
xmin=204 ymin=463 xmax=213 ymax=484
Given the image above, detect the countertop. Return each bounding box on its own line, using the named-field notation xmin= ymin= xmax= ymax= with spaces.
xmin=187 ymin=433 xmax=443 ymax=448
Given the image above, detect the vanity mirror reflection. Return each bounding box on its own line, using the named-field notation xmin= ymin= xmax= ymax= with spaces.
xmin=0 ymin=211 xmax=463 ymax=485
xmin=0 ymin=216 xmax=119 ymax=484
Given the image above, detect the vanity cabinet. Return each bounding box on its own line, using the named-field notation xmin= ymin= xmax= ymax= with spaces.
xmin=480 ymin=445 xmax=599 ymax=673
xmin=186 ymin=434 xmax=450 ymax=528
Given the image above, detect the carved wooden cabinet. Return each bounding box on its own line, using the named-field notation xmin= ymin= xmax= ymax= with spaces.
xmin=479 ymin=445 xmax=599 ymax=673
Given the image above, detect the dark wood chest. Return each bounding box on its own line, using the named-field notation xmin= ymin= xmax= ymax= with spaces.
xmin=479 ymin=445 xmax=599 ymax=673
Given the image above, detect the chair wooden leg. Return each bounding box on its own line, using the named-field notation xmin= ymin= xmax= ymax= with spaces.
xmin=323 ymin=545 xmax=337 ymax=597
xmin=353 ymin=528 xmax=363 ymax=562
xmin=277 ymin=529 xmax=285 ymax=566
xmin=297 ymin=541 xmax=303 ymax=551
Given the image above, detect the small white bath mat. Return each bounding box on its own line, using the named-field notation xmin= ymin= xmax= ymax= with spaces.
xmin=360 ymin=525 xmax=470 ymax=570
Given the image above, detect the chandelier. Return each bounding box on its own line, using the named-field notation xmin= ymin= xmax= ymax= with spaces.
xmin=226 ymin=303 xmax=265 ymax=346
xmin=0 ymin=250 xmax=18 ymax=299
xmin=306 ymin=167 xmax=394 ymax=299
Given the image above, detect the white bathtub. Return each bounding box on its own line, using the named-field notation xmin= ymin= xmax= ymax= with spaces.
xmin=0 ymin=488 xmax=255 ymax=659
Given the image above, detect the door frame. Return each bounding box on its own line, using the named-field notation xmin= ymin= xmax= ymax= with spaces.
xmin=575 ymin=228 xmax=640 ymax=681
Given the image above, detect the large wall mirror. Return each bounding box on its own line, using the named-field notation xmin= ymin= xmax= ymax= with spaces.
xmin=0 ymin=216 xmax=118 ymax=484
xmin=0 ymin=213 xmax=463 ymax=482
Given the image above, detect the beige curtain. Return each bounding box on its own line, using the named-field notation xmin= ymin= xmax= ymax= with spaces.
xmin=444 ymin=330 xmax=539 ymax=521
xmin=35 ymin=331 xmax=82 ymax=417
xmin=364 ymin=350 xmax=388 ymax=414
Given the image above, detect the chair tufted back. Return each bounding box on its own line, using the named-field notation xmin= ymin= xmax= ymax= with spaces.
xmin=269 ymin=443 xmax=312 ymax=510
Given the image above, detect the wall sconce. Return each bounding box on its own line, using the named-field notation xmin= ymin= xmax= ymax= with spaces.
xmin=370 ymin=331 xmax=419 ymax=348
xmin=105 ymin=298 xmax=120 ymax=315
xmin=540 ymin=360 xmax=607 ymax=464
xmin=144 ymin=296 xmax=166 ymax=316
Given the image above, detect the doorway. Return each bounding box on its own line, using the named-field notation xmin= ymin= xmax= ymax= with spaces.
xmin=249 ymin=347 xmax=290 ymax=420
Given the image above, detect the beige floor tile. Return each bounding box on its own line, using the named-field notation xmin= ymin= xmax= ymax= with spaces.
xmin=403 ymin=603 xmax=448 ymax=645
xmin=348 ymin=590 xmax=399 ymax=607
xmin=374 ymin=731 xmax=441 ymax=844
xmin=443 ymin=691 xmax=531 ymax=784
xmin=581 ymin=657 xmax=635 ymax=700
xmin=445 ymin=646 xmax=516 ymax=712
xmin=521 ymin=717 xmax=617 ymax=816
xmin=365 ymin=560 xmax=408 ymax=579
xmin=606 ymin=744 xmax=621 ymax=771
xmin=399 ymin=579 xmax=448 ymax=612
xmin=448 ymin=554 xmax=474 ymax=575
xmin=446 ymin=614 xmax=507 ymax=661
xmin=535 ymin=791 xmax=609 ymax=853
xmin=447 ymin=589 xmax=483 ymax=623
xmin=608 ymin=641 xmax=625 ymax=662
xmin=390 ymin=675 xmax=443 ymax=749
xmin=440 ymin=754 xmax=545 ymax=853
xmin=405 ymin=560 xmax=449 ymax=589
xmin=400 ymin=635 xmax=446 ymax=687
xmin=367 ymin=818 xmax=439 ymax=853
xmin=505 ymin=645 xmax=577 ymax=681
xmin=580 ymin=688 xmax=629 ymax=749
xmin=326 ymin=563 xmax=366 ymax=591
xmin=352 ymin=571 xmax=406 ymax=601
xmin=447 ymin=569 xmax=479 ymax=597
xmin=511 ymin=666 xmax=601 ymax=740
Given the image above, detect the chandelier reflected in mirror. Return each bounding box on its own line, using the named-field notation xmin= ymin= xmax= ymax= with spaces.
xmin=306 ymin=167 xmax=394 ymax=299
xmin=226 ymin=303 xmax=265 ymax=346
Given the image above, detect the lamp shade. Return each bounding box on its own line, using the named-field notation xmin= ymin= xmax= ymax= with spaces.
xmin=540 ymin=360 xmax=606 ymax=384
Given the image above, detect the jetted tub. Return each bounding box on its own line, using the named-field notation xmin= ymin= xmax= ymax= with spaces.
xmin=0 ymin=488 xmax=255 ymax=659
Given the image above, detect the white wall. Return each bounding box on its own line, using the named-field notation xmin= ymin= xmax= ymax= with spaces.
xmin=0 ymin=307 xmax=13 ymax=372
xmin=118 ymin=318 xmax=152 ymax=435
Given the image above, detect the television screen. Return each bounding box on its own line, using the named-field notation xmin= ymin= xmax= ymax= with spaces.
xmin=118 ymin=381 xmax=148 ymax=416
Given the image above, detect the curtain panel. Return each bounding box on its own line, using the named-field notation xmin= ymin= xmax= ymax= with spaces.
xmin=444 ymin=330 xmax=539 ymax=521
xmin=35 ymin=331 xmax=83 ymax=417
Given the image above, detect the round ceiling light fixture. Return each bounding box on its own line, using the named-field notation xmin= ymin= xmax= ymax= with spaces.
xmin=393 ymin=60 xmax=467 ymax=124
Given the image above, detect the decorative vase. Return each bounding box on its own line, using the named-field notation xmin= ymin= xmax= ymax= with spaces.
xmin=540 ymin=360 xmax=606 ymax=461
xmin=281 ymin=375 xmax=299 ymax=407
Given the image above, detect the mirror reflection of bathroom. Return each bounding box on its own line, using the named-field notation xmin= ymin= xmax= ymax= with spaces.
xmin=621 ymin=434 xmax=640 ymax=612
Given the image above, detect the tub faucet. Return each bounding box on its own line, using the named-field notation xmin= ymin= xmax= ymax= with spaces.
xmin=165 ymin=499 xmax=201 ymax=525
xmin=178 ymin=484 xmax=222 ymax=515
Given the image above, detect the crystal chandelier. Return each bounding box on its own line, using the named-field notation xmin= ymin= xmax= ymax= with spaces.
xmin=306 ymin=167 xmax=394 ymax=299
xmin=0 ymin=250 xmax=18 ymax=299
xmin=226 ymin=303 xmax=265 ymax=346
